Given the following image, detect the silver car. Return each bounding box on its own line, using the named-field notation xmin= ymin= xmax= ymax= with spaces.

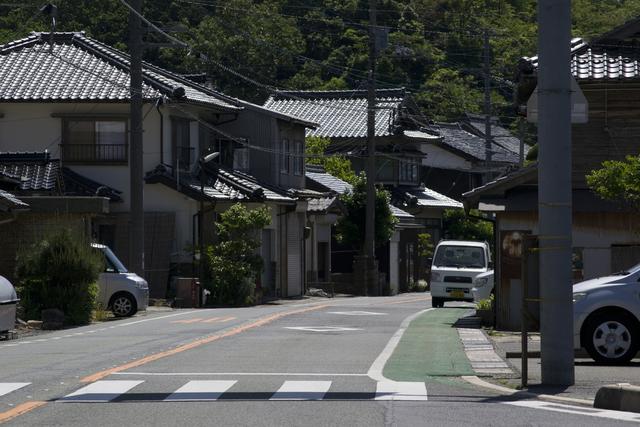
xmin=573 ymin=262 xmax=640 ymax=364
xmin=92 ymin=244 xmax=149 ymax=317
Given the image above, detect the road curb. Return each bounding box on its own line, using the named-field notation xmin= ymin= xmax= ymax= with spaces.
xmin=461 ymin=375 xmax=594 ymax=407
xmin=594 ymin=384 xmax=640 ymax=413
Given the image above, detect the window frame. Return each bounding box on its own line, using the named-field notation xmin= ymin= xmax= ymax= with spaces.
xmin=61 ymin=117 xmax=129 ymax=165
xmin=293 ymin=141 xmax=303 ymax=176
xmin=281 ymin=138 xmax=291 ymax=174
xmin=171 ymin=117 xmax=193 ymax=172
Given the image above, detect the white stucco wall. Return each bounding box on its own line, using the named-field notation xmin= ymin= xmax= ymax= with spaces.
xmin=498 ymin=216 xmax=639 ymax=280
xmin=420 ymin=144 xmax=472 ymax=171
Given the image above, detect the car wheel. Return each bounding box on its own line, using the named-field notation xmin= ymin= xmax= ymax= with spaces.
xmin=432 ymin=298 xmax=441 ymax=308
xmin=111 ymin=293 xmax=137 ymax=317
xmin=583 ymin=312 xmax=639 ymax=364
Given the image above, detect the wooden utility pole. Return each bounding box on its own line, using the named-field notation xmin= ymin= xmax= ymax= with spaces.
xmin=364 ymin=0 xmax=377 ymax=294
xmin=483 ymin=29 xmax=493 ymax=165
xmin=129 ymin=0 xmax=145 ymax=276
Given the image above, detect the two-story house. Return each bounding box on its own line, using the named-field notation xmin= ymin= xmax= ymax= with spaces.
xmin=0 ymin=31 xmax=316 ymax=299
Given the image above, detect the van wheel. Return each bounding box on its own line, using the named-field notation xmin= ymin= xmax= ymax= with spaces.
xmin=432 ymin=298 xmax=444 ymax=308
xmin=583 ymin=312 xmax=639 ymax=364
xmin=111 ymin=293 xmax=137 ymax=317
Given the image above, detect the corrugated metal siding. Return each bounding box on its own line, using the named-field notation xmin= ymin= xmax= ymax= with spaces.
xmin=286 ymin=213 xmax=302 ymax=296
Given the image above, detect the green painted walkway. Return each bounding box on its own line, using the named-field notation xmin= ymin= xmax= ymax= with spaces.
xmin=383 ymin=308 xmax=475 ymax=381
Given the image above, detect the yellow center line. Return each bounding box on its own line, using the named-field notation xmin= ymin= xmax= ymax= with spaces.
xmin=81 ymin=304 xmax=328 ymax=383
xmin=171 ymin=317 xmax=205 ymax=324
xmin=0 ymin=401 xmax=46 ymax=424
xmin=382 ymin=296 xmax=431 ymax=305
xmin=202 ymin=317 xmax=223 ymax=324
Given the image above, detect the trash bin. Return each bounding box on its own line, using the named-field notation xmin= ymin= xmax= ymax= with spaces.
xmin=0 ymin=276 xmax=18 ymax=333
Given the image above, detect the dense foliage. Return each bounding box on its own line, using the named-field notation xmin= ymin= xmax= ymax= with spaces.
xmin=306 ymin=136 xmax=357 ymax=184
xmin=443 ymin=209 xmax=493 ymax=244
xmin=336 ymin=174 xmax=398 ymax=249
xmin=205 ymin=204 xmax=271 ymax=306
xmin=2 ymin=1 xmax=639 ymax=121
xmin=587 ymin=155 xmax=640 ymax=209
xmin=15 ymin=229 xmax=102 ymax=325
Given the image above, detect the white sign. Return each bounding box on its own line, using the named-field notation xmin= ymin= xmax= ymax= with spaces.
xmin=284 ymin=326 xmax=362 ymax=333
xmin=526 ymin=76 xmax=588 ymax=123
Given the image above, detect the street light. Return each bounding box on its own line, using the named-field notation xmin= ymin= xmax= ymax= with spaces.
xmin=199 ymin=151 xmax=219 ymax=305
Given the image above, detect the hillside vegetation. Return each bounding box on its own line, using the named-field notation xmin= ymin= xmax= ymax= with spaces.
xmin=2 ymin=0 xmax=639 ymax=123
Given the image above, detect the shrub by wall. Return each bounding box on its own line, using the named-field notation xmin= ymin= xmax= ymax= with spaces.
xmin=15 ymin=229 xmax=102 ymax=325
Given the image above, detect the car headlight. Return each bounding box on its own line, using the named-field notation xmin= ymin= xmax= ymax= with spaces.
xmin=136 ymin=280 xmax=148 ymax=290
xmin=573 ymin=292 xmax=588 ymax=303
xmin=430 ymin=272 xmax=441 ymax=282
xmin=475 ymin=277 xmax=489 ymax=287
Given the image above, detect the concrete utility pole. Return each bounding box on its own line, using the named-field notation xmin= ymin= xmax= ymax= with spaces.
xmin=363 ymin=0 xmax=377 ymax=293
xmin=129 ymin=0 xmax=145 ymax=276
xmin=483 ymin=29 xmax=493 ymax=165
xmin=537 ymin=0 xmax=575 ymax=386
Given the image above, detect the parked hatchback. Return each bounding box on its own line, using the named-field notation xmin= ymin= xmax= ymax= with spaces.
xmin=92 ymin=243 xmax=149 ymax=317
xmin=574 ymin=262 xmax=640 ymax=364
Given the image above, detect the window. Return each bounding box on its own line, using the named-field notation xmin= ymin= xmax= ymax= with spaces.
xmin=172 ymin=118 xmax=193 ymax=171
xmin=218 ymin=138 xmax=249 ymax=172
xmin=61 ymin=118 xmax=127 ymax=163
xmin=399 ymin=159 xmax=419 ymax=184
xmin=293 ymin=141 xmax=303 ymax=175
xmin=281 ymin=139 xmax=290 ymax=174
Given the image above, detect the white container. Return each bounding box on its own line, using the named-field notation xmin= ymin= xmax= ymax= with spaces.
xmin=0 ymin=276 xmax=18 ymax=332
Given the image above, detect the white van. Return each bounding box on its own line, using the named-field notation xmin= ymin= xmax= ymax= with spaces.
xmin=92 ymin=243 xmax=149 ymax=317
xmin=429 ymin=240 xmax=491 ymax=308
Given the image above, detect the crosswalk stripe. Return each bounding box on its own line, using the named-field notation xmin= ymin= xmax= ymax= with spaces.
xmin=0 ymin=383 xmax=30 ymax=398
xmin=375 ymin=381 xmax=428 ymax=401
xmin=164 ymin=380 xmax=237 ymax=401
xmin=270 ymin=381 xmax=332 ymax=401
xmin=59 ymin=380 xmax=143 ymax=402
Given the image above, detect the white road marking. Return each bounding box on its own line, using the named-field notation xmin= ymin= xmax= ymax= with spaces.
xmin=0 ymin=311 xmax=199 ymax=349
xmin=0 ymin=383 xmax=30 ymax=397
xmin=112 ymin=372 xmax=368 ymax=377
xmin=329 ymin=311 xmax=388 ymax=316
xmin=505 ymin=400 xmax=640 ymax=423
xmin=284 ymin=326 xmax=362 ymax=332
xmin=164 ymin=380 xmax=237 ymax=401
xmin=59 ymin=380 xmax=143 ymax=403
xmin=375 ymin=381 xmax=428 ymax=401
xmin=270 ymin=381 xmax=332 ymax=401
xmin=367 ymin=308 xmax=432 ymax=382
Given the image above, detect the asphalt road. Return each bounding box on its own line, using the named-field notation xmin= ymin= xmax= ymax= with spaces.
xmin=1 ymin=294 xmax=638 ymax=426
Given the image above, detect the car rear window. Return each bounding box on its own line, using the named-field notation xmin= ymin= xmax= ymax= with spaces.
xmin=433 ymin=245 xmax=486 ymax=268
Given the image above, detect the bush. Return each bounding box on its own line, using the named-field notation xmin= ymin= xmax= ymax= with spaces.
xmin=408 ymin=279 xmax=429 ymax=293
xmin=205 ymin=204 xmax=271 ymax=306
xmin=476 ymin=294 xmax=494 ymax=311
xmin=15 ymin=229 xmax=102 ymax=325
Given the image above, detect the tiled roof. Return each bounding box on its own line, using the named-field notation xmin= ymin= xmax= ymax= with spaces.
xmin=390 ymin=204 xmax=414 ymax=219
xmin=463 ymin=114 xmax=527 ymax=157
xmin=264 ymin=89 xmax=407 ymax=138
xmin=432 ymin=123 xmax=520 ymax=163
xmin=0 ymin=189 xmax=28 ymax=211
xmin=307 ymin=196 xmax=339 ymax=214
xmin=524 ymin=37 xmax=640 ymax=81
xmin=0 ymin=152 xmax=122 ymax=201
xmin=0 ymin=32 xmax=240 ymax=110
xmin=146 ymin=165 xmax=295 ymax=204
xmin=305 ymin=165 xmax=353 ymax=195
xmin=396 ymin=186 xmax=463 ymax=209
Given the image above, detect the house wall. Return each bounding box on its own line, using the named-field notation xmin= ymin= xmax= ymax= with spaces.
xmin=573 ymin=83 xmax=640 ymax=187
xmin=420 ymin=144 xmax=473 ymax=171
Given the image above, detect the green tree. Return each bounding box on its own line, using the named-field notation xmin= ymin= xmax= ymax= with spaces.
xmin=335 ymin=174 xmax=398 ymax=250
xmin=443 ymin=208 xmax=493 ymax=243
xmin=15 ymin=229 xmax=102 ymax=325
xmin=205 ymin=204 xmax=271 ymax=306
xmin=587 ymin=155 xmax=640 ymax=209
xmin=306 ymin=136 xmax=357 ymax=184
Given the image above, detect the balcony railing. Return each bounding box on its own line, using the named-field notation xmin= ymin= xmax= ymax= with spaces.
xmin=60 ymin=144 xmax=128 ymax=164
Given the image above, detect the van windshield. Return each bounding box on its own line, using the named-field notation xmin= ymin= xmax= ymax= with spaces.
xmin=102 ymin=246 xmax=128 ymax=273
xmin=433 ymin=245 xmax=486 ymax=269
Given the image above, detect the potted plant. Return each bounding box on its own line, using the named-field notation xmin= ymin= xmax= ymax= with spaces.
xmin=476 ymin=294 xmax=494 ymax=326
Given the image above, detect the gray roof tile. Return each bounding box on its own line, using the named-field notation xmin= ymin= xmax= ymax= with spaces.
xmin=264 ymin=89 xmax=407 ymax=138
xmin=0 ymin=189 xmax=28 ymax=210
xmin=432 ymin=123 xmax=520 ymax=163
xmin=0 ymin=32 xmax=239 ymax=110
xmin=306 ymin=165 xmax=353 ymax=195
